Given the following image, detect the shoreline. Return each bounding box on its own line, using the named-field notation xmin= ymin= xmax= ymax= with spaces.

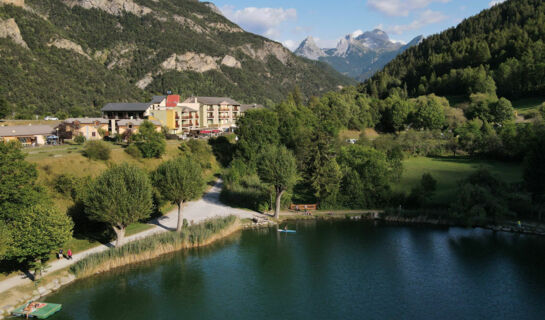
xmin=281 ymin=211 xmax=545 ymax=236
xmin=3 ymin=213 xmax=543 ymax=318
xmin=0 ymin=218 xmax=274 ymax=319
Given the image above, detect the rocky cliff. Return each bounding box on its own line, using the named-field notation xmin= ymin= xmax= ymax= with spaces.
xmin=0 ymin=0 xmax=352 ymax=117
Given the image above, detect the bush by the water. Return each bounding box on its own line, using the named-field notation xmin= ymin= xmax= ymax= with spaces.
xmin=69 ymin=216 xmax=238 ymax=277
xmin=83 ymin=141 xmax=111 ymax=160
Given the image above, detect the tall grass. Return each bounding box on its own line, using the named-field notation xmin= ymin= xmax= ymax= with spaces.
xmin=70 ymin=216 xmax=239 ymax=278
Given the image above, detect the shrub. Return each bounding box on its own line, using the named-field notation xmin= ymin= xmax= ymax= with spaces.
xmin=83 ymin=141 xmax=111 ymax=160
xmin=69 ymin=216 xmax=238 ymax=277
xmin=125 ymin=143 xmax=142 ymax=158
xmin=74 ymin=135 xmax=86 ymax=144
xmin=53 ymin=174 xmax=85 ymax=200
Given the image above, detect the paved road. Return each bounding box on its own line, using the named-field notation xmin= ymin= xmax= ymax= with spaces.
xmin=0 ymin=180 xmax=260 ymax=293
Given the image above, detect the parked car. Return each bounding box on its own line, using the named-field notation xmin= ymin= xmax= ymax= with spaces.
xmin=44 ymin=116 xmax=59 ymax=121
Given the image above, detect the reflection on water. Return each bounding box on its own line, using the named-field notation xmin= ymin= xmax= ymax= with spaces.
xmin=47 ymin=221 xmax=545 ymax=320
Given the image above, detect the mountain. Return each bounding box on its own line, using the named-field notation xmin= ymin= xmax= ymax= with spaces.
xmin=361 ymin=0 xmax=545 ymax=100
xmin=0 ymin=0 xmax=353 ymax=118
xmin=295 ymin=29 xmax=423 ymax=82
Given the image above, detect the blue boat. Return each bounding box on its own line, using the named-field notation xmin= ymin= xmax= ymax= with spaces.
xmin=278 ymin=229 xmax=296 ymax=233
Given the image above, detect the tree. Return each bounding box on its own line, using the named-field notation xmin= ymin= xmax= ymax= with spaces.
xmin=337 ymin=145 xmax=392 ymax=208
xmin=153 ymin=157 xmax=205 ymax=231
xmin=524 ymin=135 xmax=545 ymax=202
xmin=0 ymin=141 xmax=44 ymax=221
xmin=83 ymin=163 xmax=153 ymax=247
xmin=257 ymin=145 xmax=298 ymax=219
xmin=0 ymin=221 xmax=10 ymax=258
xmin=5 ymin=205 xmax=73 ymax=269
xmin=410 ymin=94 xmax=447 ymax=130
xmin=135 ymin=121 xmax=166 ymax=158
xmin=491 ymin=97 xmax=514 ymax=124
xmin=311 ymin=157 xmax=342 ymax=208
xmin=235 ymin=108 xmax=280 ymax=166
xmin=407 ymin=173 xmax=437 ymax=208
xmin=0 ymin=95 xmax=12 ymax=119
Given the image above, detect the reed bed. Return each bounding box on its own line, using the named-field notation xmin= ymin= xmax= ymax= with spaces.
xmin=70 ymin=216 xmax=239 ymax=278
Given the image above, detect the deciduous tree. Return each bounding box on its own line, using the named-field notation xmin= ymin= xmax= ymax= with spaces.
xmin=257 ymin=145 xmax=298 ymax=219
xmin=153 ymin=157 xmax=205 ymax=231
xmin=6 ymin=205 xmax=73 ymax=267
xmin=83 ymin=163 xmax=153 ymax=247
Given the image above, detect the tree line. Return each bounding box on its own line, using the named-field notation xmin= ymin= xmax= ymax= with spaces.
xmin=216 ymin=85 xmax=545 ymax=224
xmin=360 ymin=0 xmax=545 ymax=101
xmin=0 ymin=134 xmax=212 ymax=277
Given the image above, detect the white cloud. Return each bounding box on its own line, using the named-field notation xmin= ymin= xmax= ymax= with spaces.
xmin=283 ymin=40 xmax=298 ymax=51
xmin=220 ymin=6 xmax=297 ymax=40
xmin=387 ymin=10 xmax=448 ymax=34
xmin=489 ymin=0 xmax=506 ymax=7
xmin=367 ymin=0 xmax=451 ymax=17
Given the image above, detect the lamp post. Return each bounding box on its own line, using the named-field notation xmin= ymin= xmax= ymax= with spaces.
xmin=56 ymin=127 xmax=59 ymax=145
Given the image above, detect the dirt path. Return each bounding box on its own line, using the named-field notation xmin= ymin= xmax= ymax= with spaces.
xmin=0 ymin=179 xmax=261 ymax=294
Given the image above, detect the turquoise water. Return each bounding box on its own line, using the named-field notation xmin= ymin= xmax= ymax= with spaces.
xmin=46 ymin=221 xmax=545 ymax=319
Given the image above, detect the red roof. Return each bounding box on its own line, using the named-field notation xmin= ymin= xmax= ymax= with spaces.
xmin=166 ymin=95 xmax=180 ymax=108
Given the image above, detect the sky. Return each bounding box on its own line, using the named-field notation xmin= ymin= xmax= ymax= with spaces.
xmin=211 ymin=0 xmax=507 ymax=50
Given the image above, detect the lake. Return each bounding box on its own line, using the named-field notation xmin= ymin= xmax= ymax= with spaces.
xmin=46 ymin=221 xmax=545 ymax=319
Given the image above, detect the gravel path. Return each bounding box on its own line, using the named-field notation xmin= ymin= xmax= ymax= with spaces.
xmin=0 ymin=179 xmax=261 ymax=294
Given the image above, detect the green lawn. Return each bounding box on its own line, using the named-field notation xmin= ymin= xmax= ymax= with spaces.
xmin=394 ymin=157 xmax=523 ymax=205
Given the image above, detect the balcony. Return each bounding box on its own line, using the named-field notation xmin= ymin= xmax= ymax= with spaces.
xmin=181 ymin=116 xmax=191 ymax=120
xmin=182 ymin=123 xmax=192 ymax=128
xmin=220 ymin=107 xmax=230 ymax=112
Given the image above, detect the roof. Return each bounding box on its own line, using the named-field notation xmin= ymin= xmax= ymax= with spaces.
xmin=240 ymin=104 xmax=265 ymax=112
xmin=183 ymin=96 xmax=241 ymax=106
xmin=151 ymin=96 xmax=167 ymax=104
xmin=0 ymin=125 xmax=54 ymax=137
xmin=117 ymin=119 xmax=162 ymax=127
xmin=166 ymin=95 xmax=180 ymax=108
xmin=64 ymin=118 xmax=109 ymax=124
xmin=102 ymin=103 xmax=151 ymax=112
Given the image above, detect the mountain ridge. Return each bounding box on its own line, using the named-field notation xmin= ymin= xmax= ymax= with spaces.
xmin=295 ymin=29 xmax=423 ymax=81
xmin=0 ymin=0 xmax=353 ymax=118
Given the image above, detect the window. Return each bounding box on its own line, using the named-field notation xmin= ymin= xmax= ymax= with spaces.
xmin=92 ymin=132 xmax=96 ymax=137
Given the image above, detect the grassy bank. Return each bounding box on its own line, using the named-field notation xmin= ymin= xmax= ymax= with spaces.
xmin=70 ymin=216 xmax=240 ymax=278
xmin=394 ymin=157 xmax=522 ymax=205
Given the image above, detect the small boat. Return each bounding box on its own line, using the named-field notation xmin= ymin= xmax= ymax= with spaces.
xmin=278 ymin=229 xmax=296 ymax=233
xmin=12 ymin=302 xmax=62 ymax=319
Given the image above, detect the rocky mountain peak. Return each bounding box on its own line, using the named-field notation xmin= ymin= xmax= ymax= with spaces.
xmin=294 ymin=28 xmax=424 ymax=80
xmin=294 ymin=36 xmax=326 ymax=61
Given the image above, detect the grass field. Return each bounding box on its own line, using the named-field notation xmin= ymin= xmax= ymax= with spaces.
xmin=394 ymin=157 xmax=523 ymax=205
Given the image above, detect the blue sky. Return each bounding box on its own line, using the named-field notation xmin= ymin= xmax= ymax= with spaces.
xmin=211 ymin=0 xmax=506 ymax=50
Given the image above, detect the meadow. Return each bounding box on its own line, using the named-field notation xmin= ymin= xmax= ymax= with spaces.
xmin=394 ymin=156 xmax=523 ymax=206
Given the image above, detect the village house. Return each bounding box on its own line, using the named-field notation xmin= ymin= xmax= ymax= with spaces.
xmin=62 ymin=118 xmax=109 ymax=140
xmin=116 ymin=119 xmax=162 ymax=136
xmin=0 ymin=124 xmax=54 ymax=146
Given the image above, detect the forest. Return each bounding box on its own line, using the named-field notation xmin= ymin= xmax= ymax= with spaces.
xmin=360 ymin=0 xmax=545 ymax=101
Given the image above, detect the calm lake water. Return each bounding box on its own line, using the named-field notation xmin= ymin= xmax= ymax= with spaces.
xmin=46 ymin=221 xmax=545 ymax=320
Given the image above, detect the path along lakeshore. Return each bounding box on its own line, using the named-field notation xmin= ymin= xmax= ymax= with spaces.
xmin=0 ymin=179 xmax=261 ymax=294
